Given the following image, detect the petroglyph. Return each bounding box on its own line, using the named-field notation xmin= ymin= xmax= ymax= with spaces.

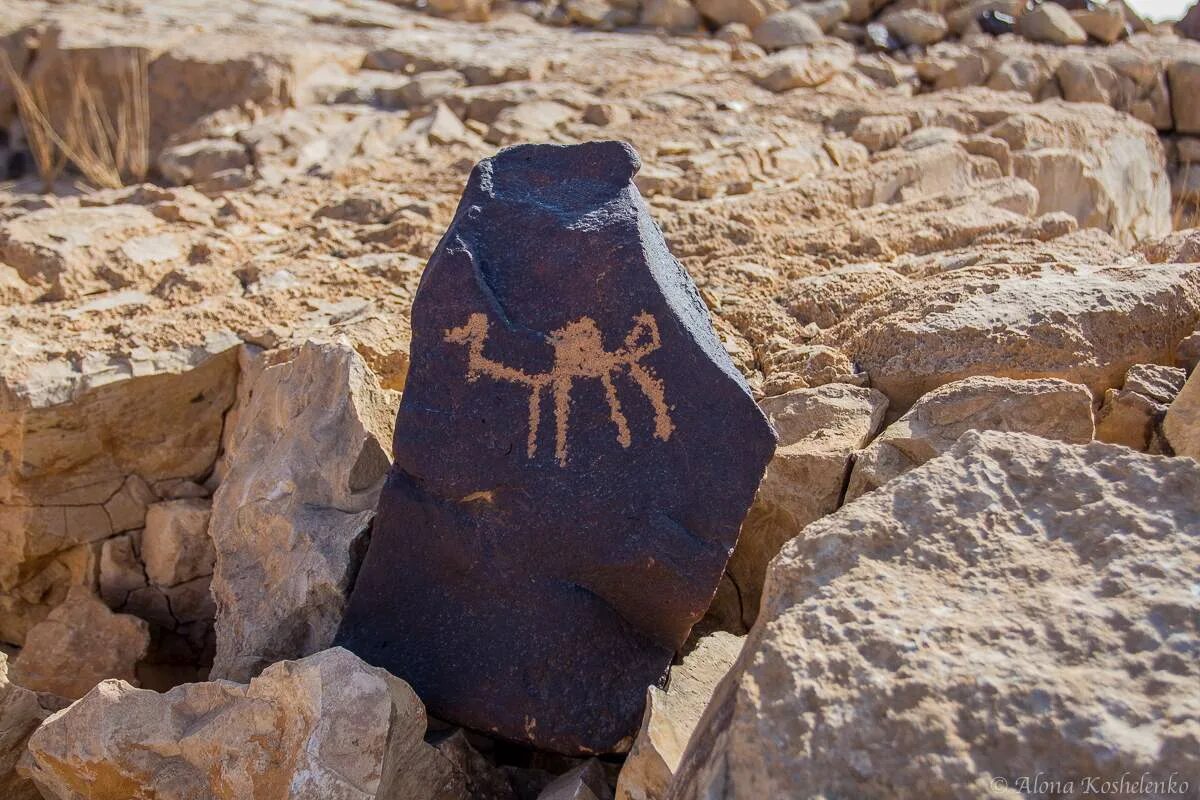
xmin=444 ymin=312 xmax=675 ymax=466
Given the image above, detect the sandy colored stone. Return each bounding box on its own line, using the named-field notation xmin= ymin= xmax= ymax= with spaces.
xmin=883 ymin=9 xmax=948 ymax=46
xmin=822 ymin=263 xmax=1200 ymax=410
xmin=157 ymin=139 xmax=251 ymax=186
xmin=1165 ymin=368 xmax=1200 ymax=459
xmin=20 ymin=647 xmax=464 ymax=800
xmin=753 ymin=42 xmax=854 ymax=92
xmin=209 ymin=340 xmax=396 ymax=681
xmin=1169 ymin=58 xmax=1200 ymax=135
xmin=1071 ymin=4 xmax=1126 ymax=43
xmin=539 ymin=760 xmax=612 ymax=800
xmin=1017 ymin=2 xmax=1087 ymax=44
xmin=11 ymin=589 xmax=149 ymax=700
xmin=751 ymin=9 xmax=823 ymax=50
xmin=141 ymin=499 xmax=213 ymax=587
xmin=0 ymin=652 xmax=50 ymax=800
xmin=726 ymin=384 xmax=887 ymax=628
xmin=846 ymin=377 xmax=1094 ymax=500
xmin=1123 ymin=363 xmax=1186 ymax=404
xmin=670 ymin=431 xmax=1200 ymax=799
xmin=1094 ymin=387 xmax=1162 ymax=451
xmin=616 ymin=632 xmax=743 ymax=800
xmin=695 ymin=0 xmax=785 ymax=27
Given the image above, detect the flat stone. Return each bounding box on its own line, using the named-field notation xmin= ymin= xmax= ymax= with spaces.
xmin=142 ymin=499 xmax=213 ymax=587
xmin=337 ymin=141 xmax=776 ymax=755
xmin=1123 ymin=363 xmax=1186 ymax=404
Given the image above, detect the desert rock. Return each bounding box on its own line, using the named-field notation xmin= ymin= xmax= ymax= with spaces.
xmin=1165 ymin=368 xmax=1200 ymax=459
xmin=846 ymin=376 xmax=1094 ymax=500
xmin=670 ymin=431 xmax=1200 ymax=799
xmin=336 ymin=141 xmax=775 ymax=755
xmin=0 ymin=652 xmax=50 ymax=800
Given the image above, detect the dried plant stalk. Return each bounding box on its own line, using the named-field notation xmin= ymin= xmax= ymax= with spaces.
xmin=0 ymin=47 xmax=149 ymax=190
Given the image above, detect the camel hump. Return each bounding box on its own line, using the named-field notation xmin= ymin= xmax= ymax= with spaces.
xmin=445 ymin=312 xmax=488 ymax=344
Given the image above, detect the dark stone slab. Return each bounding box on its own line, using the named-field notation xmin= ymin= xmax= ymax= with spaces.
xmin=336 ymin=141 xmax=776 ymax=755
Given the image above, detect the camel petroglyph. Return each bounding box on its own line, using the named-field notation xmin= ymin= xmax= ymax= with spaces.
xmin=444 ymin=311 xmax=675 ymax=466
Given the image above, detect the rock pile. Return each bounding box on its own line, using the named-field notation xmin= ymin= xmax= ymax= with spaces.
xmin=0 ymin=0 xmax=1198 ymax=796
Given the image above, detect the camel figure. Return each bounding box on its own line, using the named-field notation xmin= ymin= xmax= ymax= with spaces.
xmin=444 ymin=311 xmax=675 ymax=466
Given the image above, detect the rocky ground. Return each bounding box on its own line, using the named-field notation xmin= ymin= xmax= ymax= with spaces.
xmin=1 ymin=0 xmax=1199 ymax=797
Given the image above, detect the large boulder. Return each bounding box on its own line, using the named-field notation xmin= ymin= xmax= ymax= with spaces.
xmin=10 ymin=588 xmax=149 ymax=700
xmin=616 ymin=632 xmax=743 ymax=800
xmin=208 ymin=341 xmax=396 ymax=682
xmin=1169 ymin=58 xmax=1200 ymax=135
xmin=726 ymin=385 xmax=887 ymax=628
xmin=20 ymin=648 xmax=464 ymax=800
xmin=670 ymin=431 xmax=1200 ymax=799
xmin=336 ymin=141 xmax=776 ymax=755
xmin=820 ymin=262 xmax=1200 ymax=410
xmin=846 ymin=377 xmax=1094 ymax=500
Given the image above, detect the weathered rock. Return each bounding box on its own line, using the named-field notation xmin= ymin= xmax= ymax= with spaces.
xmin=0 ymin=347 xmax=238 ymax=645
xmin=670 ymin=431 xmax=1200 ymax=799
xmin=429 ymin=0 xmax=492 ymax=22
xmin=539 ymin=760 xmax=613 ymax=800
xmin=1123 ymin=363 xmax=1186 ymax=404
xmin=209 ymin=341 xmax=396 ymax=682
xmin=1071 ymin=4 xmax=1126 ymax=42
xmin=851 ymin=114 xmax=911 ymax=152
xmin=1169 ymin=58 xmax=1200 ymax=135
xmin=0 ymin=652 xmax=50 ymax=800
xmin=1165 ymin=368 xmax=1200 ymax=459
xmin=846 ymin=377 xmax=1094 ymax=500
xmin=640 ymin=0 xmax=701 ymax=31
xmin=1182 ymin=0 xmax=1200 ymax=39
xmin=1017 ymin=1 xmax=1088 ymax=44
xmin=800 ymin=0 xmax=850 ymax=31
xmin=753 ymin=41 xmax=854 ymax=91
xmin=336 ymin=141 xmax=776 ymax=755
xmin=20 ymin=647 xmax=463 ymax=800
xmin=1095 ymin=387 xmax=1163 ymax=450
xmin=727 ymin=384 xmax=886 ymax=628
xmin=615 ymin=632 xmax=743 ymax=800
xmin=822 ymin=263 xmax=1200 ymax=409
xmin=11 ymin=589 xmax=149 ymax=700
xmin=883 ymin=9 xmax=948 ymax=46
xmin=157 ymin=139 xmax=250 ymax=186
xmin=752 ymin=9 xmax=824 ymax=50
xmin=695 ymin=0 xmax=785 ymax=27
xmin=141 ymin=499 xmax=213 ymax=587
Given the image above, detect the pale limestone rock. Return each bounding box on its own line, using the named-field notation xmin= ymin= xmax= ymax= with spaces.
xmin=1017 ymin=2 xmax=1087 ymax=44
xmin=670 ymin=432 xmax=1200 ymax=799
xmin=1124 ymin=363 xmax=1186 ymax=404
xmin=429 ymin=0 xmax=492 ymax=22
xmin=783 ymin=264 xmax=906 ymax=329
xmin=989 ymin=103 xmax=1170 ymax=246
xmin=141 ymin=499 xmax=213 ymax=587
xmin=0 ymin=205 xmax=169 ymax=300
xmin=640 ymin=0 xmax=701 ymax=30
xmin=883 ymin=9 xmax=948 ymax=46
xmin=11 ymin=589 xmax=149 ymax=700
xmin=1095 ymin=387 xmax=1162 ymax=450
xmin=20 ymin=647 xmax=463 ymax=800
xmin=695 ymin=0 xmax=786 ymax=27
xmin=752 ymin=9 xmax=823 ymax=50
xmin=799 ymin=0 xmax=850 ymax=31
xmin=0 ymin=348 xmax=237 ymax=645
xmin=0 ymin=652 xmax=49 ymax=800
xmin=753 ymin=41 xmax=854 ymax=92
xmin=846 ymin=377 xmax=1094 ymax=500
xmin=1071 ymin=4 xmax=1126 ymax=42
xmin=157 ymin=139 xmax=250 ymax=187
xmin=726 ymin=385 xmax=887 ymax=628
xmin=850 ymin=114 xmax=911 ymax=152
xmin=823 ymin=263 xmax=1200 ymax=410
xmin=1169 ymin=58 xmax=1200 ymax=135
xmin=1165 ymin=368 xmax=1200 ymax=459
xmin=616 ymin=632 xmax=743 ymax=800
xmin=209 ymin=341 xmax=396 ymax=682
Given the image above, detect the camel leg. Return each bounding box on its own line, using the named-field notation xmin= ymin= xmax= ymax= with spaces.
xmin=553 ymin=377 xmax=572 ymax=467
xmin=601 ymin=371 xmax=632 ymax=448
xmin=627 ymin=363 xmax=674 ymax=441
xmin=526 ymin=385 xmax=542 ymax=458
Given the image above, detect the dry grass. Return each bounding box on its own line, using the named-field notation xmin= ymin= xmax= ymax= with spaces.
xmin=0 ymin=47 xmax=149 ymax=190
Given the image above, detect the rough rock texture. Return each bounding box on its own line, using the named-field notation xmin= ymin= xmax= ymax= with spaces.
xmin=539 ymin=760 xmax=614 ymax=800
xmin=1017 ymin=2 xmax=1087 ymax=45
xmin=846 ymin=377 xmax=1094 ymax=500
xmin=670 ymin=432 xmax=1200 ymax=799
xmin=337 ymin=141 xmax=776 ymax=755
xmin=209 ymin=341 xmax=396 ymax=682
xmin=822 ymin=263 xmax=1200 ymax=410
xmin=726 ymin=384 xmax=887 ymax=628
xmin=615 ymin=632 xmax=743 ymax=800
xmin=1165 ymin=368 xmax=1200 ymax=459
xmin=20 ymin=647 xmax=464 ymax=800
xmin=10 ymin=589 xmax=150 ymax=700
xmin=0 ymin=652 xmax=51 ymax=800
